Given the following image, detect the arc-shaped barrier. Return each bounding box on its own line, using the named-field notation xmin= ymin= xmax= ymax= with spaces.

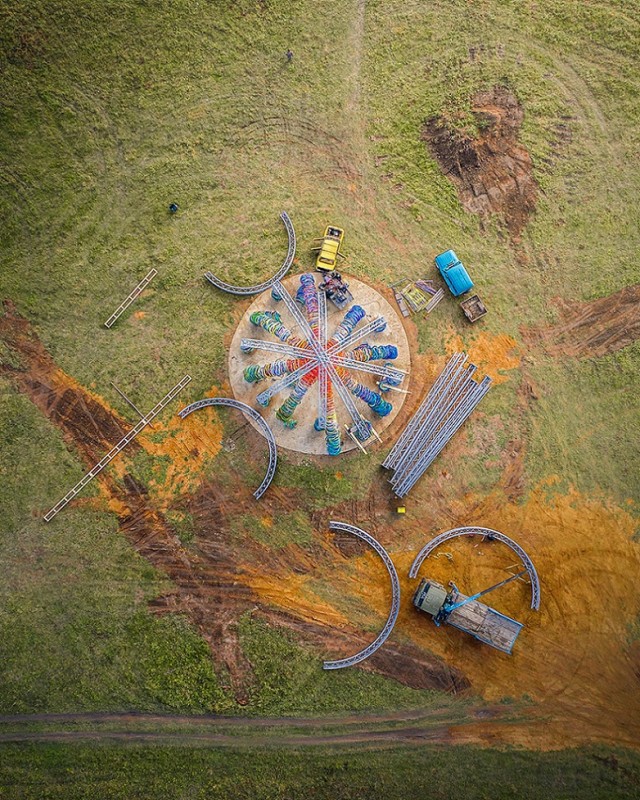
xmin=323 ymin=521 xmax=401 ymax=670
xmin=178 ymin=397 xmax=277 ymax=500
xmin=204 ymin=212 xmax=296 ymax=295
xmin=409 ymin=527 xmax=541 ymax=610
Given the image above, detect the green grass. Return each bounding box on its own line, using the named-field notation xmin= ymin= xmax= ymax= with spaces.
xmin=238 ymin=614 xmax=450 ymax=715
xmin=363 ymin=0 xmax=640 ymax=313
xmin=0 ymin=378 xmax=233 ymax=714
xmin=1 ymin=0 xmax=640 ymax=733
xmin=525 ymin=341 xmax=640 ymax=505
xmin=1 ymin=743 xmax=640 ymax=799
xmin=232 ymin=511 xmax=314 ymax=549
xmin=274 ymin=454 xmax=378 ymax=510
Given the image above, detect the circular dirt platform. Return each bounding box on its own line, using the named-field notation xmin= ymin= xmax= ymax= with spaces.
xmin=228 ymin=274 xmax=411 ymax=455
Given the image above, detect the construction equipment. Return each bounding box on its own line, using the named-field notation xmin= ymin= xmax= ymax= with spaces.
xmin=312 ymin=225 xmax=345 ymax=271
xmin=413 ymin=570 xmax=526 ymax=654
xmin=460 ymin=294 xmax=487 ymax=323
xmin=319 ymin=271 xmax=353 ymax=310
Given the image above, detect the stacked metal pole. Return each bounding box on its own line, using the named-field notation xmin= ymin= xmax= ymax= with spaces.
xmin=382 ymin=353 xmax=491 ymax=497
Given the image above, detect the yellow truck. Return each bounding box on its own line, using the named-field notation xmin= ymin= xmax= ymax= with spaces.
xmin=312 ymin=226 xmax=345 ymax=271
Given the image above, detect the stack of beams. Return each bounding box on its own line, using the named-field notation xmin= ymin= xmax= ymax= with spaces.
xmin=382 ymin=352 xmax=491 ymax=497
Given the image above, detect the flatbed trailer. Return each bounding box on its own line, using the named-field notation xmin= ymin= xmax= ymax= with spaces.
xmin=413 ymin=576 xmax=524 ymax=655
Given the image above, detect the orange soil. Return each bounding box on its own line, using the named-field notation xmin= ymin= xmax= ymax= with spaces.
xmin=262 ymin=482 xmax=640 ymax=749
xmin=2 ymin=299 xmax=639 ymax=748
xmin=445 ymin=329 xmax=521 ymax=384
xmin=139 ymin=394 xmax=224 ymax=509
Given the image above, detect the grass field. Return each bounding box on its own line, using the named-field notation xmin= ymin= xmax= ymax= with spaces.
xmin=1 ymin=742 xmax=640 ymax=800
xmin=1 ymin=0 xmax=639 ymax=794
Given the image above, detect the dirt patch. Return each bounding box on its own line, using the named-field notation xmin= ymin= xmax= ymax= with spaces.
xmin=0 ymin=300 xmax=466 ymax=700
xmin=522 ymin=283 xmax=640 ymax=358
xmin=395 ymin=480 xmax=640 ymax=750
xmin=4 ymin=300 xmax=640 ymax=748
xmin=445 ymin=329 xmax=521 ymax=385
xmin=423 ymin=86 xmax=538 ymax=241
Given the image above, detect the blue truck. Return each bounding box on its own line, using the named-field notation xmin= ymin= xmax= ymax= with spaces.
xmin=434 ymin=249 xmax=474 ymax=297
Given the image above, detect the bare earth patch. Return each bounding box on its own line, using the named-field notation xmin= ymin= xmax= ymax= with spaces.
xmin=522 ymin=283 xmax=640 ymax=358
xmin=423 ymin=85 xmax=538 ymax=241
xmin=0 ymin=300 xmax=465 ymax=702
xmin=3 ymin=300 xmax=640 ymax=749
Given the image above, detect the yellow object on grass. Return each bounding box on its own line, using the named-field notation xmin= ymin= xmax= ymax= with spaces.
xmin=314 ymin=225 xmax=345 ymax=270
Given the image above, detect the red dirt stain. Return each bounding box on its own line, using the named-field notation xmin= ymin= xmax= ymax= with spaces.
xmin=445 ymin=329 xmax=520 ymax=384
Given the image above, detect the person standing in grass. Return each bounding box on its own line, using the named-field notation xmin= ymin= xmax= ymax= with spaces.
xmin=285 ymin=49 xmax=293 ymax=63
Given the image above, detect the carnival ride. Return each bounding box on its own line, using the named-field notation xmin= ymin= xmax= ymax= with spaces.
xmin=240 ymin=273 xmax=405 ymax=455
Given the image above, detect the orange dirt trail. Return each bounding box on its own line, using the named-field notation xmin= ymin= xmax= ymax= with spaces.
xmin=2 ymin=300 xmax=639 ymax=750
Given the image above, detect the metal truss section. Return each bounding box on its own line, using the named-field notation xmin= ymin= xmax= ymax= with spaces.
xmin=178 ymin=397 xmax=277 ymax=499
xmin=333 ymin=356 xmax=405 ymax=382
xmin=383 ymin=352 xmax=492 ymax=497
xmin=383 ymin=352 xmax=467 ymax=470
xmin=255 ymin=359 xmax=319 ymax=406
xmin=240 ymin=338 xmax=312 ymax=359
xmin=409 ymin=526 xmax=541 ymax=610
xmin=323 ymin=521 xmax=401 ymax=670
xmin=44 ymin=375 xmax=191 ymax=521
xmin=317 ymin=287 xmax=328 ymax=429
xmin=391 ymin=376 xmax=491 ymax=497
xmin=326 ymin=316 xmax=387 ymax=355
xmin=204 ymin=212 xmax=295 ymax=295
xmin=104 ymin=268 xmax=157 ymax=328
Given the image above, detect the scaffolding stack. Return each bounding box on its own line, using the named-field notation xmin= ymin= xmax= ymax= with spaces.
xmin=382 ymin=352 xmax=491 ymax=497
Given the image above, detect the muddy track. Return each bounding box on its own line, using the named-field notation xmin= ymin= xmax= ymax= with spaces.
xmin=0 ymin=706 xmax=525 ymax=750
xmin=0 ymin=300 xmax=469 ymax=701
xmin=522 ymin=283 xmax=640 ymax=358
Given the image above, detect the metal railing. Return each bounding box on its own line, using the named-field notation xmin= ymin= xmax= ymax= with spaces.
xmin=409 ymin=526 xmax=541 ymax=610
xmin=43 ymin=375 xmax=191 ymax=521
xmin=178 ymin=396 xmax=277 ymax=500
xmin=204 ymin=212 xmax=296 ymax=295
xmin=323 ymin=521 xmax=401 ymax=670
xmin=104 ymin=268 xmax=157 ymax=328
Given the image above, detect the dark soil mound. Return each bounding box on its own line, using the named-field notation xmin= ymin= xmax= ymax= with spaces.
xmin=423 ymin=86 xmax=538 ymax=241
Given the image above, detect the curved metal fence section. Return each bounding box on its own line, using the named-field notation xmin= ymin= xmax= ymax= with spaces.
xmin=204 ymin=212 xmax=296 ymax=295
xmin=178 ymin=397 xmax=277 ymax=500
xmin=323 ymin=521 xmax=401 ymax=670
xmin=409 ymin=526 xmax=541 ymax=610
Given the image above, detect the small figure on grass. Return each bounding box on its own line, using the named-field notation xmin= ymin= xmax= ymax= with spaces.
xmin=168 ymin=203 xmax=179 ymax=214
xmin=285 ymin=49 xmax=293 ymax=63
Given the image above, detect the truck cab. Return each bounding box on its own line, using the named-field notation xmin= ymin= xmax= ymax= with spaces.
xmin=413 ymin=577 xmax=523 ymax=655
xmin=314 ymin=226 xmax=345 ymax=272
xmin=434 ymin=250 xmax=474 ymax=297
